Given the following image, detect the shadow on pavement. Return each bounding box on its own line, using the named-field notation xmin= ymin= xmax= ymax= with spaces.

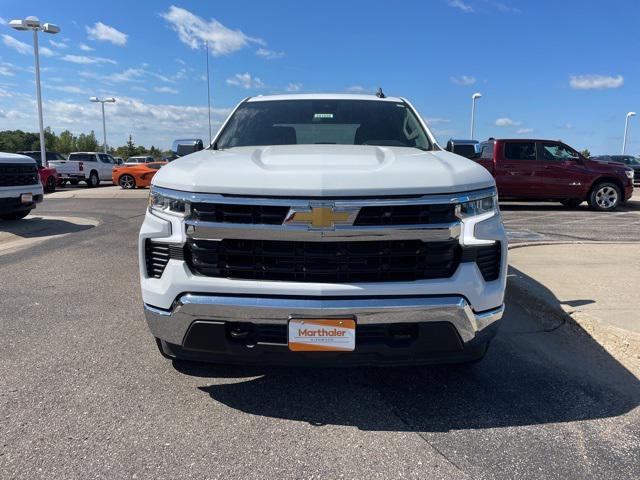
xmin=172 ymin=268 xmax=639 ymax=432
xmin=500 ymin=199 xmax=639 ymax=212
xmin=0 ymin=216 xmax=95 ymax=238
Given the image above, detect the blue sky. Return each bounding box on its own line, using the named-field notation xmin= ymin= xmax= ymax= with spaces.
xmin=1 ymin=0 xmax=639 ymax=153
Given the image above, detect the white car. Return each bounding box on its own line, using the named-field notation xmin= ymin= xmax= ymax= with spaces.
xmin=125 ymin=156 xmax=155 ymax=165
xmin=0 ymin=152 xmax=44 ymax=221
xmin=139 ymin=93 xmax=507 ymax=366
xmin=49 ymin=152 xmax=117 ymax=187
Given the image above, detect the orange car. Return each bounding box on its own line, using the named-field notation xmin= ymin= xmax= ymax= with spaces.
xmin=112 ymin=162 xmax=167 ymax=189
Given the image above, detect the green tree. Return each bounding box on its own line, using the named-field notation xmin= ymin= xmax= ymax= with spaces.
xmin=76 ymin=131 xmax=99 ymax=152
xmin=580 ymin=148 xmax=591 ymax=158
xmin=55 ymin=130 xmax=77 ymax=154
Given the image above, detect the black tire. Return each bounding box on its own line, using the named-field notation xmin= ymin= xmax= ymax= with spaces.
xmin=119 ymin=174 xmax=136 ymax=189
xmin=588 ymin=182 xmax=621 ymax=211
xmin=69 ymin=179 xmax=79 ymax=185
xmin=0 ymin=210 xmax=30 ymax=221
xmin=44 ymin=176 xmax=56 ymax=193
xmin=86 ymin=171 xmax=99 ymax=188
xmin=560 ymin=199 xmax=582 ymax=208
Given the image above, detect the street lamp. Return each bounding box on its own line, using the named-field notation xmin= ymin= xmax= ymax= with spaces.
xmin=470 ymin=92 xmax=482 ymax=140
xmin=622 ymin=111 xmax=636 ymax=155
xmin=10 ymin=17 xmax=60 ymax=168
xmin=90 ymin=97 xmax=116 ymax=153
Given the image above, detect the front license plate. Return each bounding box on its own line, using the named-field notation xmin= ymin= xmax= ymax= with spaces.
xmin=20 ymin=193 xmax=33 ymax=204
xmin=288 ymin=318 xmax=356 ymax=352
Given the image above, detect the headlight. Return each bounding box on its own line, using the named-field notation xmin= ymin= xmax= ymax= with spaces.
xmin=148 ymin=188 xmax=190 ymax=216
xmin=625 ymin=169 xmax=634 ymax=180
xmin=456 ymin=194 xmax=499 ymax=218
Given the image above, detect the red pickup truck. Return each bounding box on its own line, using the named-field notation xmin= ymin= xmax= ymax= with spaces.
xmin=474 ymin=139 xmax=634 ymax=211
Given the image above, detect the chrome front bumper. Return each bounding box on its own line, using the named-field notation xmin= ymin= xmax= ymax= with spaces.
xmin=144 ymin=294 xmax=504 ymax=347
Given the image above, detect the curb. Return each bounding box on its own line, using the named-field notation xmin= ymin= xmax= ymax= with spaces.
xmin=506 ymin=243 xmax=640 ymax=372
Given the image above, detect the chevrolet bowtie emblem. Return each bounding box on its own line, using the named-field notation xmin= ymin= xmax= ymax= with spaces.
xmin=285 ymin=206 xmax=354 ymax=229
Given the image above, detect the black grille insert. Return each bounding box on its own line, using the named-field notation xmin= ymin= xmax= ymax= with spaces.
xmin=191 ymin=203 xmax=289 ymax=225
xmin=460 ymin=242 xmax=501 ymax=281
xmin=185 ymin=238 xmax=461 ymax=283
xmin=145 ymin=240 xmax=184 ymax=279
xmin=0 ymin=163 xmax=38 ymax=187
xmin=354 ymin=203 xmax=456 ymax=226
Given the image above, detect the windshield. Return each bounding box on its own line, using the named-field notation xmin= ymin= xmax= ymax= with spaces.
xmin=215 ymin=100 xmax=432 ymax=150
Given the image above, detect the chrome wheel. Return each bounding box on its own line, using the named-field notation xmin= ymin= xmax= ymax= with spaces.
xmin=595 ymin=186 xmax=618 ymax=209
xmin=119 ymin=174 xmax=135 ymax=189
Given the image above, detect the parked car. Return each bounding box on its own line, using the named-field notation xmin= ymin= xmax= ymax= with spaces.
xmin=140 ymin=93 xmax=506 ymax=366
xmin=474 ymin=138 xmax=634 ymax=211
xmin=112 ymin=162 xmax=167 ymax=189
xmin=445 ymin=139 xmax=479 ymax=159
xmin=125 ymin=155 xmax=156 ymax=165
xmin=16 ymin=151 xmax=61 ymax=192
xmin=0 ymin=152 xmax=44 ymax=220
xmin=113 ymin=156 xmax=125 ymax=166
xmin=591 ymin=155 xmax=640 ymax=184
xmin=49 ymin=152 xmax=117 ymax=188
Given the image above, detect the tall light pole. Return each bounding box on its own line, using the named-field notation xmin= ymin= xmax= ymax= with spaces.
xmin=470 ymin=92 xmax=482 ymax=140
xmin=622 ymin=111 xmax=636 ymax=155
xmin=10 ymin=17 xmax=60 ymax=168
xmin=90 ymin=97 xmax=116 ymax=153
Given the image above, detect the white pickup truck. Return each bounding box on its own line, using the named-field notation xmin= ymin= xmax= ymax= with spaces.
xmin=0 ymin=152 xmax=44 ymax=220
xmin=49 ymin=152 xmax=117 ymax=187
xmin=139 ymin=93 xmax=507 ymax=366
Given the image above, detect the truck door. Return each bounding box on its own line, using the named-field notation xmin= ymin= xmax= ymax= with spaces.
xmin=496 ymin=140 xmax=544 ymax=197
xmin=537 ymin=141 xmax=586 ymax=198
xmin=98 ymin=154 xmax=115 ymax=179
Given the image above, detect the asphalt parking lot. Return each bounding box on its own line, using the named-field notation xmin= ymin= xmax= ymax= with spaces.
xmin=0 ymin=190 xmax=639 ymax=479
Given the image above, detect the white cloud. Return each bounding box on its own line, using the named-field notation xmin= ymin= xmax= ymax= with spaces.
xmin=569 ymin=74 xmax=624 ymax=90
xmin=226 ymin=72 xmax=265 ymax=89
xmin=49 ymin=39 xmax=68 ymax=49
xmin=516 ymin=128 xmax=533 ymax=134
xmin=450 ymin=75 xmax=476 ymax=86
xmin=0 ymin=17 xmax=7 ymax=25
xmin=79 ymin=43 xmax=94 ymax=52
xmin=154 ymin=86 xmax=179 ymax=94
xmin=285 ymin=82 xmax=302 ymax=92
xmin=0 ymin=61 xmax=15 ymax=77
xmin=425 ymin=117 xmax=451 ymax=125
xmin=86 ymin=22 xmax=128 ymax=46
xmin=447 ymin=0 xmax=474 ymax=13
xmin=0 ymin=109 xmax=27 ymax=118
xmin=2 ymin=35 xmax=32 ymax=55
xmin=61 ymin=54 xmax=117 ymax=65
xmin=495 ymin=117 xmax=522 ymax=127
xmin=45 ymin=84 xmax=90 ymax=95
xmin=256 ymin=48 xmax=284 ymax=59
xmin=110 ymin=68 xmax=145 ymax=82
xmin=161 ymin=5 xmax=264 ymax=55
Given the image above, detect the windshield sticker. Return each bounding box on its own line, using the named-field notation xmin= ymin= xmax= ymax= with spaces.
xmin=314 ymin=113 xmax=334 ymax=119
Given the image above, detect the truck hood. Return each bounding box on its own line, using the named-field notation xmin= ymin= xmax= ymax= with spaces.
xmin=152 ymin=145 xmax=495 ymax=196
xmin=0 ymin=152 xmax=37 ymax=165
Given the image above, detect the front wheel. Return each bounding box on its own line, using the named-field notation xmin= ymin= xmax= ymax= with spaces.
xmin=0 ymin=210 xmax=30 ymax=221
xmin=45 ymin=176 xmax=56 ymax=193
xmin=86 ymin=171 xmax=100 ymax=188
xmin=119 ymin=174 xmax=136 ymax=189
xmin=588 ymin=182 xmax=621 ymax=211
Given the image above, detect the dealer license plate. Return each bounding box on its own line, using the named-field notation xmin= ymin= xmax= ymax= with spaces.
xmin=288 ymin=318 xmax=356 ymax=352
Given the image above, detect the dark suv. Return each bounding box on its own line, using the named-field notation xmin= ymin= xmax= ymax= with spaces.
xmin=474 ymin=139 xmax=634 ymax=211
xmin=591 ymin=155 xmax=640 ymax=184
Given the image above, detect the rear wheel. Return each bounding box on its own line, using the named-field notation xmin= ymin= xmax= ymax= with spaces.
xmin=86 ymin=171 xmax=99 ymax=188
xmin=45 ymin=176 xmax=56 ymax=193
xmin=0 ymin=210 xmax=30 ymax=221
xmin=588 ymin=182 xmax=621 ymax=211
xmin=119 ymin=174 xmax=136 ymax=189
xmin=560 ymin=199 xmax=582 ymax=208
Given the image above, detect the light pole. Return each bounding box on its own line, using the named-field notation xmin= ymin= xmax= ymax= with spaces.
xmin=90 ymin=97 xmax=116 ymax=153
xmin=470 ymin=92 xmax=482 ymax=140
xmin=622 ymin=111 xmax=636 ymax=155
xmin=9 ymin=16 xmax=60 ymax=168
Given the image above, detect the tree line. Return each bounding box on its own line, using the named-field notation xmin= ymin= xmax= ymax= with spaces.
xmin=0 ymin=128 xmax=170 ymax=160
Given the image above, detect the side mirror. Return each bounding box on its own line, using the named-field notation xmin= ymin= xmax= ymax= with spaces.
xmin=171 ymin=139 xmax=204 ymax=158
